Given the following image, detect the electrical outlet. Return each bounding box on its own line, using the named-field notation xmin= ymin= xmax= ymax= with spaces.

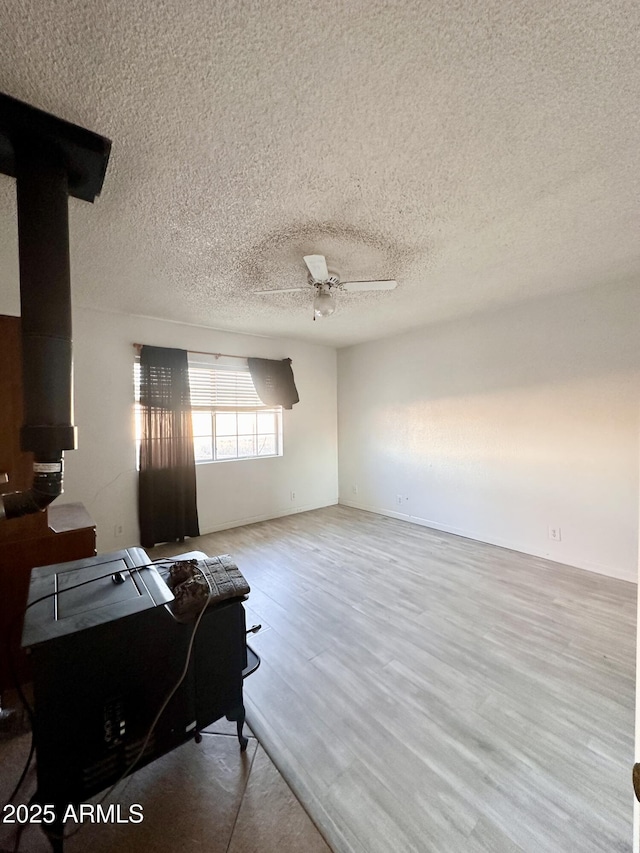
xmin=352 ymin=484 xmax=358 ymax=495
xmin=290 ymin=490 xmax=296 ymax=501
xmin=548 ymin=526 xmax=561 ymax=542
xmin=114 ymin=524 xmax=124 ymax=538
xmin=396 ymin=495 xmax=403 ymax=506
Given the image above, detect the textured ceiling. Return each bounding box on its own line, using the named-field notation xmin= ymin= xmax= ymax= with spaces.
xmin=0 ymin=0 xmax=639 ymax=347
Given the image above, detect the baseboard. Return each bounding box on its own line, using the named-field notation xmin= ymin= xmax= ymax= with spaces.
xmin=338 ymin=499 xmax=637 ymax=584
xmin=198 ymin=499 xmax=340 ymax=536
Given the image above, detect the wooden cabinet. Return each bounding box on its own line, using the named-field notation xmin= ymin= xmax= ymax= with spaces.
xmin=0 ymin=314 xmax=96 ymax=690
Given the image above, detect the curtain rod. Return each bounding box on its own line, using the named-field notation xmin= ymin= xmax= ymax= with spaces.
xmin=133 ymin=343 xmax=248 ymax=360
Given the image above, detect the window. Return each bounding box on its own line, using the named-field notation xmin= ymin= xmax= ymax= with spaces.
xmin=134 ymin=355 xmax=283 ymax=464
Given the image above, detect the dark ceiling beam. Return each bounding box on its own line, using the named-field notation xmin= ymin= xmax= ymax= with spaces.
xmin=0 ymin=91 xmax=111 ymax=201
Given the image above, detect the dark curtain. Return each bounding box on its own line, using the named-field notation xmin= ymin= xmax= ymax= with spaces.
xmin=247 ymin=357 xmax=299 ymax=409
xmin=138 ymin=345 xmax=200 ymax=548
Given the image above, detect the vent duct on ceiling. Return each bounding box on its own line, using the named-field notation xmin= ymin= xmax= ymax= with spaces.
xmin=0 ymin=93 xmax=111 ymax=520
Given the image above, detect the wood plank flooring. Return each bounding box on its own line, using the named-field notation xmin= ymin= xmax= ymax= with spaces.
xmin=151 ymin=505 xmax=636 ymax=853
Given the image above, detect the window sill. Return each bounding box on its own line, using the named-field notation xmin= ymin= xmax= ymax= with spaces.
xmin=195 ymin=454 xmax=282 ymax=466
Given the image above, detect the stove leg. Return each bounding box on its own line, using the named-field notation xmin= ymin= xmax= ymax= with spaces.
xmin=45 ymin=815 xmax=64 ymax=853
xmin=236 ymin=706 xmax=248 ymax=752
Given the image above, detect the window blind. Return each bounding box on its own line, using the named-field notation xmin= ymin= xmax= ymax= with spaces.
xmin=136 ymin=356 xmax=269 ymax=409
xmin=188 ymin=363 xmax=266 ymax=409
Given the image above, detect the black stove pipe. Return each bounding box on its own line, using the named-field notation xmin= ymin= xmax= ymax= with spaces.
xmin=0 ymin=93 xmax=110 ymax=522
xmin=0 ymin=144 xmax=76 ymax=521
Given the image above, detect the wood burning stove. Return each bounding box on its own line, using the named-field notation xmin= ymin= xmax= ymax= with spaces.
xmin=21 ymin=547 xmax=257 ymax=852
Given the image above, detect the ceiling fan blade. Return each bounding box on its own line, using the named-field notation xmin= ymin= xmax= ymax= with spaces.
xmin=341 ymin=280 xmax=397 ymax=292
xmin=254 ymin=287 xmax=308 ymax=294
xmin=303 ymin=254 xmax=329 ymax=281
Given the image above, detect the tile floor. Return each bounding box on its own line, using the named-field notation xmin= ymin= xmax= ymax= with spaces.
xmin=0 ymin=701 xmax=331 ymax=853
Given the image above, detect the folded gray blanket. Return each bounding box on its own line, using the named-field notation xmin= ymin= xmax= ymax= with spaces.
xmin=164 ymin=555 xmax=250 ymax=622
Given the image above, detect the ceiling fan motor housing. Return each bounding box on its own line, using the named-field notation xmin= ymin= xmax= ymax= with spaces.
xmin=309 ymin=272 xmax=341 ymax=289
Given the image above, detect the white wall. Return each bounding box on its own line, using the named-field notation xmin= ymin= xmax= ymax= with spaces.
xmin=56 ymin=307 xmax=337 ymax=553
xmin=338 ymin=282 xmax=640 ymax=582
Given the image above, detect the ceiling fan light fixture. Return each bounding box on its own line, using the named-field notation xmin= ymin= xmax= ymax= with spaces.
xmin=313 ymin=289 xmax=336 ymax=318
xmin=256 ymin=254 xmax=397 ymax=320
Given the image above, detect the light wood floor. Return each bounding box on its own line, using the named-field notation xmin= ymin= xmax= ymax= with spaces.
xmin=152 ymin=505 xmax=636 ymax=853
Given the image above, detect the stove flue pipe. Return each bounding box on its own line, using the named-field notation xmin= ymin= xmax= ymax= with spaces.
xmin=0 ymin=93 xmax=111 ymax=522
xmin=0 ymin=146 xmax=76 ymax=521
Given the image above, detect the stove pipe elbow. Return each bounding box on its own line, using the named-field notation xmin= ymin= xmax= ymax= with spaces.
xmin=0 ymin=459 xmax=64 ymax=520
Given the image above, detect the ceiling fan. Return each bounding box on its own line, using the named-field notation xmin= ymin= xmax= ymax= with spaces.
xmin=255 ymin=255 xmax=397 ymax=319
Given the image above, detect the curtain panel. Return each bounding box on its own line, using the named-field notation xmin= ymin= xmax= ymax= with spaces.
xmin=247 ymin=357 xmax=299 ymax=410
xmin=138 ymin=345 xmax=200 ymax=548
